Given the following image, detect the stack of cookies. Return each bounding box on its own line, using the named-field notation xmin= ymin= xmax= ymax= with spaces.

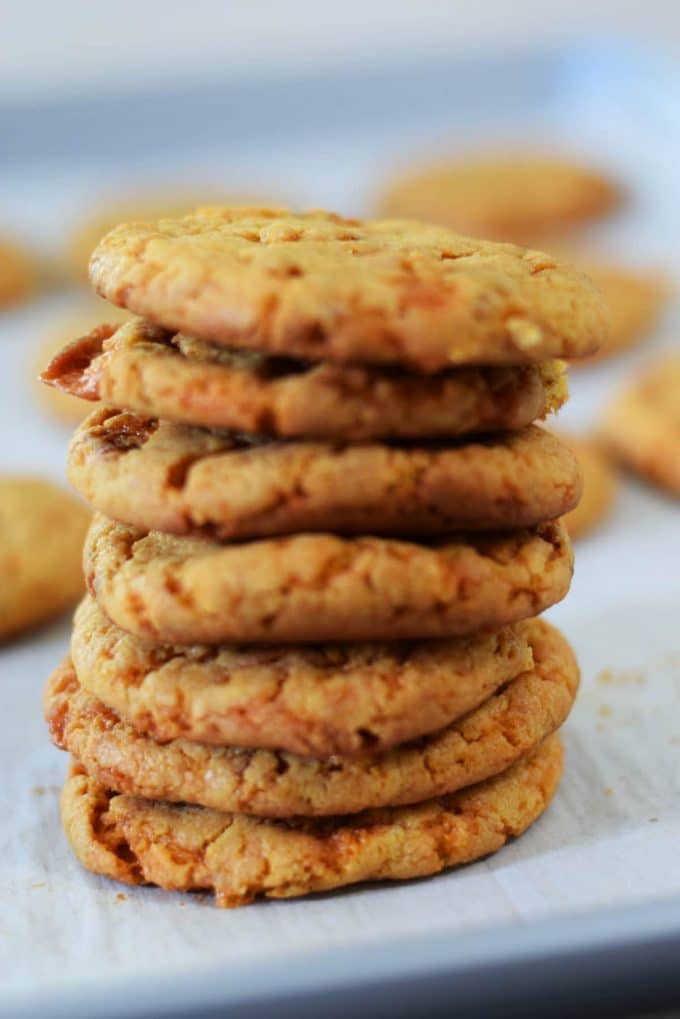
xmin=42 ymin=208 xmax=604 ymax=907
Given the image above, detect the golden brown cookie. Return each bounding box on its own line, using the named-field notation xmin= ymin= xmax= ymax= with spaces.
xmin=555 ymin=432 xmax=618 ymax=539
xmin=599 ymin=354 xmax=680 ymax=496
xmin=545 ymin=258 xmax=668 ymax=364
xmin=41 ymin=318 xmax=568 ymax=440
xmin=71 ymin=596 xmax=534 ymax=756
xmin=0 ymin=477 xmax=89 ymax=640
xmin=89 ymin=208 xmax=606 ymax=369
xmin=0 ymin=236 xmax=36 ymax=308
xmin=65 ymin=195 xmax=230 ymax=283
xmin=60 ymin=735 xmax=563 ymax=906
xmin=68 ymin=410 xmax=582 ymax=539
xmin=47 ymin=619 xmax=576 ymax=817
xmin=84 ymin=514 xmax=573 ymax=643
xmin=33 ymin=302 xmax=128 ymax=425
xmin=379 ymin=155 xmax=620 ymax=243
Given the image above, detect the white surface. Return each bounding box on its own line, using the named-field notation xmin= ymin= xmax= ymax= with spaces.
xmin=0 ymin=43 xmax=679 ymax=1018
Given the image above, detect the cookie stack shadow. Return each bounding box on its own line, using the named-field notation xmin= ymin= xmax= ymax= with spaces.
xmin=42 ymin=208 xmax=602 ymax=907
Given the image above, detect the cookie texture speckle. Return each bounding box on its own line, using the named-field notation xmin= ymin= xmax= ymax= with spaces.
xmin=89 ymin=208 xmax=606 ymax=369
xmin=83 ymin=514 xmax=573 ymax=643
xmin=48 ymin=620 xmax=576 ymax=816
xmin=0 ymin=477 xmax=89 ymax=640
xmin=599 ymin=354 xmax=680 ymax=497
xmin=60 ymin=735 xmax=563 ymax=906
xmin=68 ymin=410 xmax=582 ymax=539
xmin=42 ymin=317 xmax=568 ymax=439
xmin=379 ymin=156 xmax=620 ymax=243
xmin=72 ymin=595 xmax=534 ymax=756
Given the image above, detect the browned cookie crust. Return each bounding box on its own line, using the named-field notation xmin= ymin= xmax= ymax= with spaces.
xmin=72 ymin=596 xmax=534 ymax=756
xmin=68 ymin=410 xmax=582 ymax=540
xmin=89 ymin=208 xmax=605 ymax=369
xmin=84 ymin=514 xmax=573 ymax=643
xmin=60 ymin=735 xmax=563 ymax=906
xmin=42 ymin=318 xmax=568 ymax=439
xmin=48 ymin=620 xmax=576 ymax=817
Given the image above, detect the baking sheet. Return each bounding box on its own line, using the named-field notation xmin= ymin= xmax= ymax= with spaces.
xmin=0 ymin=40 xmax=679 ymax=1018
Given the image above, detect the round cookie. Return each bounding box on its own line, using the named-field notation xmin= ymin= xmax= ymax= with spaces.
xmin=89 ymin=207 xmax=606 ymax=370
xmin=68 ymin=410 xmax=582 ymax=540
xmin=65 ymin=195 xmax=230 ymax=283
xmin=42 ymin=318 xmax=568 ymax=440
xmin=33 ymin=302 xmax=128 ymax=425
xmin=83 ymin=514 xmax=573 ymax=643
xmin=72 ymin=596 xmax=534 ymax=756
xmin=60 ymin=736 xmax=563 ymax=906
xmin=47 ymin=620 xmax=577 ymax=817
xmin=0 ymin=477 xmax=89 ymax=640
xmin=599 ymin=354 xmax=680 ymax=496
xmin=0 ymin=236 xmax=36 ymax=308
xmin=576 ymin=262 xmax=667 ymax=363
xmin=379 ymin=156 xmax=620 ymax=243
xmin=555 ymin=432 xmax=618 ymax=540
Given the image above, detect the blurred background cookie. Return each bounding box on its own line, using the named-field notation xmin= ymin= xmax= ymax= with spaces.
xmin=0 ymin=236 xmax=38 ymax=309
xmin=599 ymin=354 xmax=680 ymax=497
xmin=0 ymin=477 xmax=89 ymax=640
xmin=553 ymin=431 xmax=618 ymax=539
xmin=378 ymin=154 xmax=621 ymax=243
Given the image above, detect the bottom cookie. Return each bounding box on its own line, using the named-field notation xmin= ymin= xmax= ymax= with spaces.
xmin=60 ymin=735 xmax=563 ymax=907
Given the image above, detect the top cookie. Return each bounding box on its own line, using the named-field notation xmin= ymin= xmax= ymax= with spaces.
xmin=90 ymin=208 xmax=606 ymax=370
xmin=379 ymin=156 xmax=620 ymax=244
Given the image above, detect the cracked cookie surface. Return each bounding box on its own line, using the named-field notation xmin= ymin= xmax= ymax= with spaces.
xmin=89 ymin=207 xmax=605 ymax=369
xmin=48 ymin=620 xmax=576 ymax=816
xmin=71 ymin=595 xmax=534 ymax=756
xmin=84 ymin=514 xmax=573 ymax=643
xmin=68 ymin=410 xmax=582 ymax=539
xmin=60 ymin=735 xmax=563 ymax=906
xmin=42 ymin=318 xmax=568 ymax=439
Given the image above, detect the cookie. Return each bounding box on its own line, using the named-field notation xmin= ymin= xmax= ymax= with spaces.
xmin=84 ymin=514 xmax=573 ymax=643
xmin=599 ymin=355 xmax=680 ymax=496
xmin=555 ymin=432 xmax=618 ymax=539
xmin=60 ymin=735 xmax=563 ymax=906
xmin=0 ymin=236 xmax=36 ymax=308
xmin=71 ymin=596 xmax=534 ymax=756
xmin=42 ymin=318 xmax=568 ymax=440
xmin=543 ymin=257 xmax=668 ymax=364
xmin=65 ymin=195 xmax=229 ymax=283
xmin=33 ymin=302 xmax=128 ymax=425
xmin=68 ymin=411 xmax=582 ymax=540
xmin=89 ymin=208 xmax=606 ymax=369
xmin=379 ymin=156 xmax=620 ymax=243
xmin=47 ymin=619 xmax=576 ymax=817
xmin=0 ymin=478 xmax=89 ymax=640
